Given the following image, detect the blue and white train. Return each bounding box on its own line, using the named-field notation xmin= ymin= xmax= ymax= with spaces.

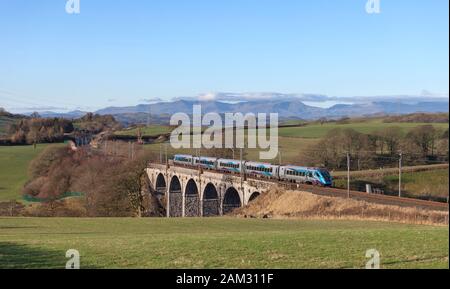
xmin=173 ymin=154 xmax=333 ymax=187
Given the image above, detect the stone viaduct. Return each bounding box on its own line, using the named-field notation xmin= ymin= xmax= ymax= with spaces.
xmin=145 ymin=163 xmax=274 ymax=217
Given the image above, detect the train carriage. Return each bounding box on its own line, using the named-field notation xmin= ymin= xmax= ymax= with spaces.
xmin=173 ymin=154 xmax=194 ymax=166
xmin=217 ymin=159 xmax=244 ymax=174
xmin=193 ymin=156 xmax=218 ymax=170
xmin=279 ymin=166 xmax=332 ymax=186
xmin=245 ymin=161 xmax=279 ymax=178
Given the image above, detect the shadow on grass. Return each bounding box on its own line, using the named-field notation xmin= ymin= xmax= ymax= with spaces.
xmin=0 ymin=242 xmax=97 ymax=269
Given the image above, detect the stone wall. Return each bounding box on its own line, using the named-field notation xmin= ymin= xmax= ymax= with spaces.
xmin=169 ymin=191 xmax=183 ymax=217
xmin=203 ymin=199 xmax=220 ymax=217
xmin=185 ymin=195 xmax=200 ymax=217
xmin=223 ymin=203 xmax=240 ymax=215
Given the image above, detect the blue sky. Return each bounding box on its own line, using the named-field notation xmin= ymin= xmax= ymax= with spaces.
xmin=0 ymin=0 xmax=448 ymax=112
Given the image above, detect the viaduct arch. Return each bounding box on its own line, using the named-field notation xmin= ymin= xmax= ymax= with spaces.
xmin=146 ymin=164 xmax=272 ymax=218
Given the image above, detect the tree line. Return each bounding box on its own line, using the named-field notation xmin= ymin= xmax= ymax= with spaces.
xmin=299 ymin=125 xmax=449 ymax=170
xmin=3 ymin=112 xmax=121 ymax=145
xmin=23 ymin=144 xmax=162 ymax=217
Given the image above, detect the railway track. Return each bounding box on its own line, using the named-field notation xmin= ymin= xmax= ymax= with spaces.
xmin=164 ymin=163 xmax=449 ymax=212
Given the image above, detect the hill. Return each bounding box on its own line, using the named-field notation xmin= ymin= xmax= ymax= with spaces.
xmin=96 ymin=99 xmax=449 ymax=121
xmin=0 ymin=109 xmax=26 ymax=136
xmin=23 ymin=98 xmax=449 ymax=125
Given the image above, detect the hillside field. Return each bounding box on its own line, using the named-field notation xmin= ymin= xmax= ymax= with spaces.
xmin=0 ymin=218 xmax=448 ymax=269
xmin=334 ymin=169 xmax=449 ymax=199
xmin=142 ymin=119 xmax=448 ymax=161
xmin=115 ymin=125 xmax=173 ymax=137
xmin=278 ymin=119 xmax=449 ymax=138
xmin=0 ymin=144 xmax=64 ymax=202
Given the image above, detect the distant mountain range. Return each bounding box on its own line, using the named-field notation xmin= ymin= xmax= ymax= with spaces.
xmin=34 ymin=99 xmax=449 ymax=124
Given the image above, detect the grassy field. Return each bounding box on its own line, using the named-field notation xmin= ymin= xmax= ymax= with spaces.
xmin=0 ymin=144 xmax=64 ymax=202
xmin=334 ymin=169 xmax=449 ymax=199
xmin=143 ymin=136 xmax=317 ymax=162
xmin=0 ymin=218 xmax=448 ymax=269
xmin=139 ymin=119 xmax=448 ymax=162
xmin=384 ymin=169 xmax=449 ymax=198
xmin=278 ymin=120 xmax=449 ymax=138
xmin=115 ymin=125 xmax=173 ymax=136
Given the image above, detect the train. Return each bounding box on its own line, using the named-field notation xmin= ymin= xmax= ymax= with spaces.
xmin=173 ymin=154 xmax=333 ymax=187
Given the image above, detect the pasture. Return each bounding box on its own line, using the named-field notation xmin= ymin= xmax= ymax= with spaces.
xmin=334 ymin=168 xmax=449 ymax=199
xmin=115 ymin=125 xmax=173 ymax=136
xmin=278 ymin=119 xmax=449 ymax=138
xmin=0 ymin=218 xmax=448 ymax=269
xmin=0 ymin=144 xmax=62 ymax=202
xmin=143 ymin=136 xmax=318 ymax=162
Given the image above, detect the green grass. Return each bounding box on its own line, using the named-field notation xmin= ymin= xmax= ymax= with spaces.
xmin=0 ymin=144 xmax=64 ymax=202
xmin=0 ymin=218 xmax=447 ymax=269
xmin=384 ymin=169 xmax=449 ymax=198
xmin=115 ymin=126 xmax=173 ymax=137
xmin=143 ymin=136 xmax=318 ymax=163
xmin=334 ymin=169 xmax=449 ymax=199
xmin=278 ymin=120 xmax=449 ymax=138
